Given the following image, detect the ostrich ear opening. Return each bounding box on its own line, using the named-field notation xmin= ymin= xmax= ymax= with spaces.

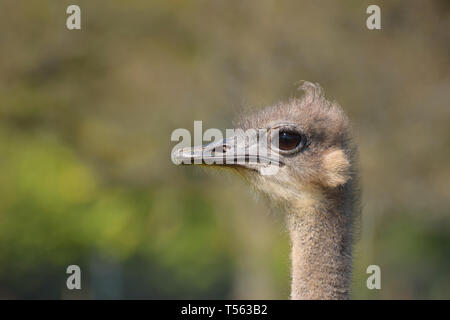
xmin=321 ymin=149 xmax=351 ymax=188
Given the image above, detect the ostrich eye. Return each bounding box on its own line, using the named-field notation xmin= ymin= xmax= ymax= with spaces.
xmin=277 ymin=130 xmax=304 ymax=151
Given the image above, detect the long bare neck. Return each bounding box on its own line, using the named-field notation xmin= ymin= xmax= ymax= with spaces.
xmin=287 ymin=189 xmax=354 ymax=299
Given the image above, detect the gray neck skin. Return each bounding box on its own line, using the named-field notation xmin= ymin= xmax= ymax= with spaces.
xmin=287 ymin=194 xmax=353 ymax=300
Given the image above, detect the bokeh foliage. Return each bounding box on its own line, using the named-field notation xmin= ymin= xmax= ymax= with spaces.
xmin=0 ymin=0 xmax=449 ymax=299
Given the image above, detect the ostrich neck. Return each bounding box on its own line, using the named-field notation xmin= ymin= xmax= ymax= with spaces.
xmin=287 ymin=191 xmax=353 ymax=300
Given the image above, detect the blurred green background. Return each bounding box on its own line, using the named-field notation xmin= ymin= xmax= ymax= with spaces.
xmin=0 ymin=0 xmax=449 ymax=299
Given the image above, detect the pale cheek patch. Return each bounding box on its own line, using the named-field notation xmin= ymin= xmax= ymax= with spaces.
xmin=321 ymin=149 xmax=350 ymax=187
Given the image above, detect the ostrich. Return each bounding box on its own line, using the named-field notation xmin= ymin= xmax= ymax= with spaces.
xmin=173 ymin=82 xmax=359 ymax=300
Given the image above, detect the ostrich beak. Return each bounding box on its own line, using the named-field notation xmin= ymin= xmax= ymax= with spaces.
xmin=172 ymin=133 xmax=283 ymax=175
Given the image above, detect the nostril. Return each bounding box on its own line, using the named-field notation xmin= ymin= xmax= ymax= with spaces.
xmin=212 ymin=145 xmax=230 ymax=154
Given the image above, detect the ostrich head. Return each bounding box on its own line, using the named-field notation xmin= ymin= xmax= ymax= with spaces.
xmin=174 ymin=82 xmax=356 ymax=209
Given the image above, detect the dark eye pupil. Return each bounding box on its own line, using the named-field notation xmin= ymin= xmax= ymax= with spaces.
xmin=278 ymin=131 xmax=302 ymax=151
